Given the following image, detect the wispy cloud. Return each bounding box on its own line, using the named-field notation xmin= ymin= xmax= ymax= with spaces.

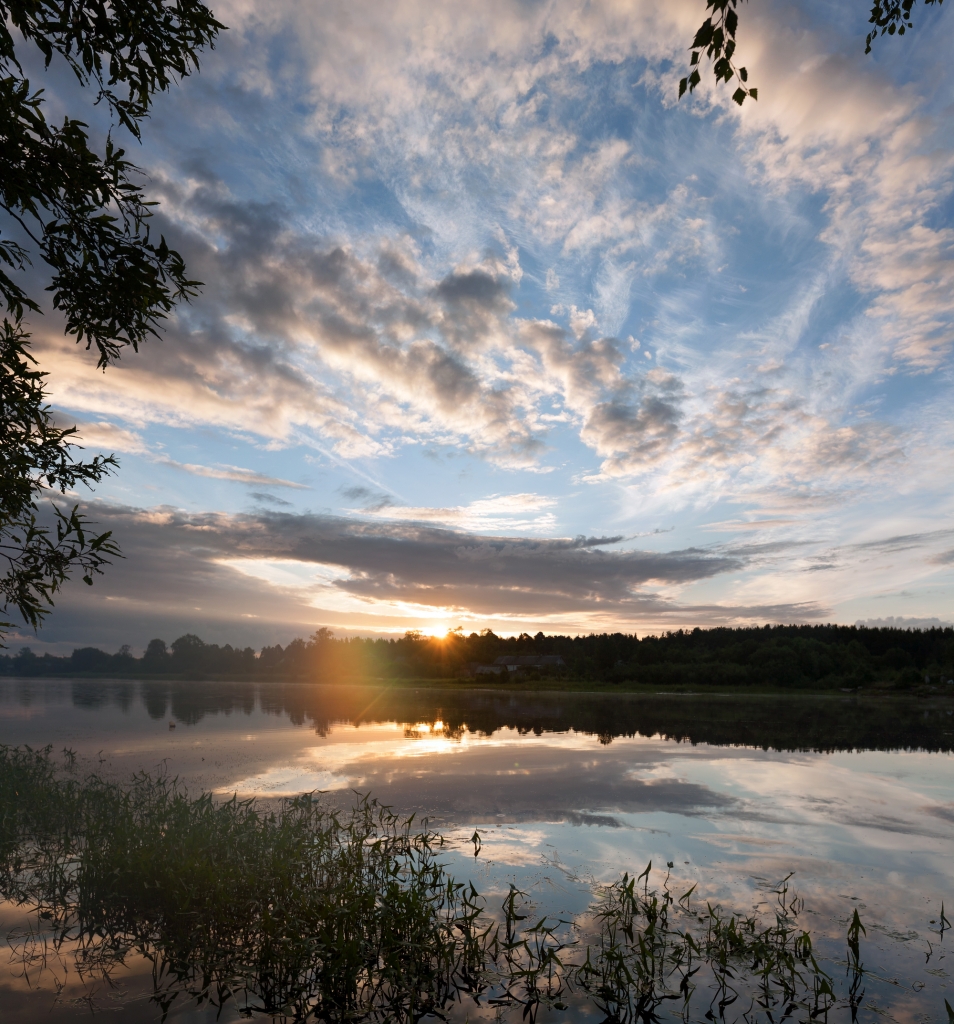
xmin=66 ymin=419 xmax=149 ymax=455
xmin=155 ymin=459 xmax=309 ymax=489
xmin=21 ymin=0 xmax=954 ymax=642
xmin=352 ymin=493 xmax=559 ymax=533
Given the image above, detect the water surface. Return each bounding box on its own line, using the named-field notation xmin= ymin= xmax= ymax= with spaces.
xmin=1 ymin=679 xmax=952 ymax=1022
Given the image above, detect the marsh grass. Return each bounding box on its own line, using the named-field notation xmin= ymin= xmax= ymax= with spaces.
xmin=477 ymin=867 xmax=844 ymax=1023
xmin=0 ymin=745 xmax=931 ymax=1022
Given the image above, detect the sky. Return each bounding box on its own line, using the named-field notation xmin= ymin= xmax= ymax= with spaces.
xmin=12 ymin=0 xmax=954 ymax=653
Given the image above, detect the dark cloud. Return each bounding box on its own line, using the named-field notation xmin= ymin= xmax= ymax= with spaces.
xmin=340 ymin=485 xmax=394 ymax=512
xmin=249 ymin=492 xmax=293 ymax=507
xmin=22 ymin=503 xmax=828 ymax=652
xmin=123 ymin=504 xmax=740 ymax=601
xmin=341 ymin=486 xmax=376 ymax=501
xmin=582 ymin=392 xmax=683 ymax=469
xmin=848 ymin=529 xmax=954 ymax=555
xmin=434 ymin=269 xmax=511 ymax=308
xmin=924 ymin=804 xmax=954 ymax=824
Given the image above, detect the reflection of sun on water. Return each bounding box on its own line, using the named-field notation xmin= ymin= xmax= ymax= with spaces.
xmin=411 ymin=720 xmax=444 ymax=733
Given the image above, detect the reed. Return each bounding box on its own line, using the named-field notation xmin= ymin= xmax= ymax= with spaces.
xmin=0 ymin=744 xmax=929 ymax=1022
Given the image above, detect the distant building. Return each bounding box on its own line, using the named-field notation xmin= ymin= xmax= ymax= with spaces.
xmin=493 ymin=655 xmax=566 ymax=670
xmin=465 ymin=662 xmax=504 ymax=675
xmin=463 ymin=655 xmax=565 ymax=678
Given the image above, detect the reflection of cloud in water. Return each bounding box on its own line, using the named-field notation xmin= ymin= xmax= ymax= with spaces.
xmin=670 ymin=755 xmax=954 ymax=848
xmin=217 ymin=724 xmax=735 ymax=823
xmin=459 ymin=826 xmax=553 ymax=867
xmin=923 ymin=803 xmax=954 ymax=823
xmin=687 ymin=833 xmax=788 ymax=850
xmin=220 ymin=767 xmax=352 ymax=796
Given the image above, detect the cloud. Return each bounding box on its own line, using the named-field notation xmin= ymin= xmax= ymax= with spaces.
xmin=22 ymin=501 xmax=832 ymax=649
xmin=713 ymin=4 xmax=954 ymax=373
xmin=340 ymin=486 xmax=394 ymax=512
xmin=16 ymin=0 xmax=954 ymax=642
xmin=64 ymin=419 xmax=149 ymax=456
xmin=702 ymin=519 xmax=799 ymax=532
xmin=39 ymin=215 xmax=546 ymax=468
xmin=849 ymin=529 xmax=954 ymax=555
xmin=216 ymin=0 xmax=954 ymax=376
xmin=155 ymin=459 xmax=309 ymax=489
xmin=249 ymin=492 xmax=293 ymax=507
xmin=195 ymin=506 xmax=738 ymax=609
xmin=855 ymin=616 xmax=953 ymax=629
xmin=353 ymin=493 xmax=560 ymax=533
xmin=36 ymin=0 xmax=952 ymax=513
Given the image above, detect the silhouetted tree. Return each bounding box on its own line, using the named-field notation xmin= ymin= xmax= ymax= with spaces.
xmin=0 ymin=0 xmax=224 ymax=643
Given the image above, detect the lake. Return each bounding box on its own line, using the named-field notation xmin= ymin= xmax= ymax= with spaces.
xmin=1 ymin=679 xmax=953 ymax=1022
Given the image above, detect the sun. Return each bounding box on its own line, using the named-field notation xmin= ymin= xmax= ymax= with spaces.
xmin=425 ymin=624 xmax=450 ymax=638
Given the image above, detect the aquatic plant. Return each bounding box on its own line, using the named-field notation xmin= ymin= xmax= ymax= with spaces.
xmin=0 ymin=745 xmax=942 ymax=1022
xmin=482 ymin=866 xmax=839 ymax=1023
xmin=0 ymin=744 xmax=492 ymax=1020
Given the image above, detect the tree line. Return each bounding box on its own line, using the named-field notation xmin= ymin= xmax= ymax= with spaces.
xmin=3 ymin=624 xmax=954 ymax=690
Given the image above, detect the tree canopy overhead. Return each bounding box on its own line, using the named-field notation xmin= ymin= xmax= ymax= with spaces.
xmin=0 ymin=1 xmax=223 ymax=641
xmin=681 ymin=0 xmax=945 ymax=106
xmin=0 ymin=0 xmax=224 ymax=365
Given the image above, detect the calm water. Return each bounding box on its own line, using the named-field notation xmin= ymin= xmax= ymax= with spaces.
xmin=1 ymin=679 xmax=953 ymax=1022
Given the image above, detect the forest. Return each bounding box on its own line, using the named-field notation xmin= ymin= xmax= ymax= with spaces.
xmin=3 ymin=624 xmax=954 ymax=690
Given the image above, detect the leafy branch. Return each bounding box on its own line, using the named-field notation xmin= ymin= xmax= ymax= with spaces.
xmin=0 ymin=317 xmax=119 ymax=640
xmin=680 ymin=0 xmax=945 ymax=107
xmin=866 ymin=0 xmax=945 ymax=53
xmin=0 ymin=2 xmax=221 ymax=643
xmin=679 ymin=0 xmax=756 ymax=107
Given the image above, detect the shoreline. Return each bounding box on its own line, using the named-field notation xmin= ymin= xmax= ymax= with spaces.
xmin=2 ymin=673 xmax=953 ymax=701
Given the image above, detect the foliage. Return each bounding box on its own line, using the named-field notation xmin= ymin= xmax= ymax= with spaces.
xmin=866 ymin=0 xmax=945 ymax=53
xmin=0 ymin=745 xmax=897 ymax=1022
xmin=0 ymin=0 xmax=222 ymax=359
xmin=681 ymin=0 xmax=944 ymax=106
xmin=680 ymin=0 xmax=756 ymax=107
xmin=0 ymin=0 xmax=222 ymax=643
xmin=0 ymin=317 xmax=119 ymax=638
xmin=0 ymin=745 xmax=487 ymax=1021
xmin=6 ymin=623 xmax=954 ymax=696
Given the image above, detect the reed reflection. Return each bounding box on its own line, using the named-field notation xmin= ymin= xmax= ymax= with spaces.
xmin=4 ymin=745 xmax=946 ymax=1024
